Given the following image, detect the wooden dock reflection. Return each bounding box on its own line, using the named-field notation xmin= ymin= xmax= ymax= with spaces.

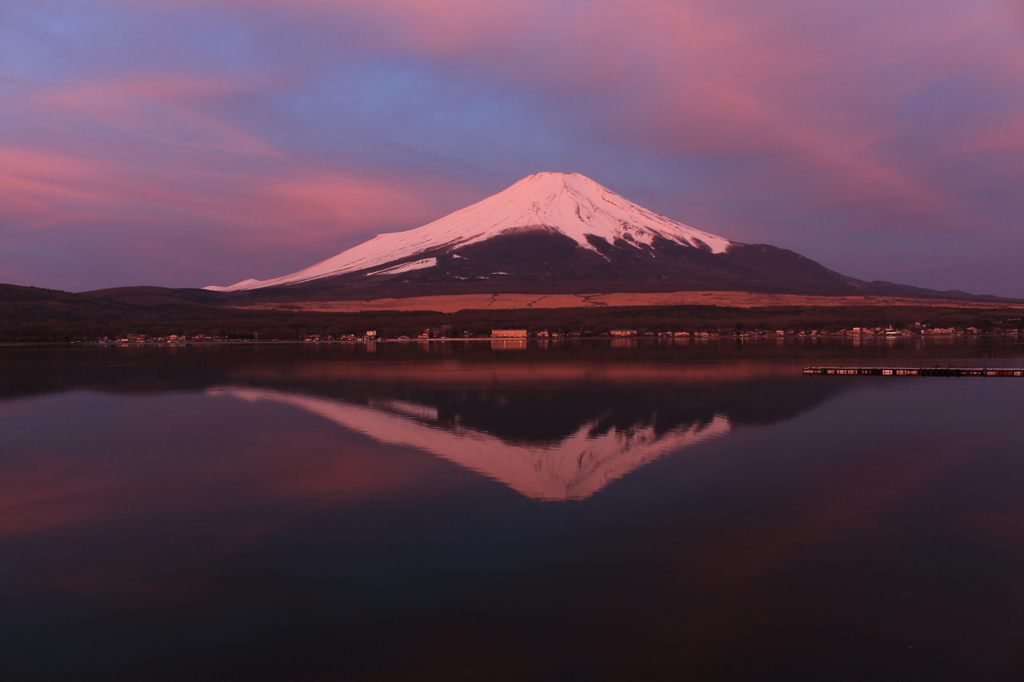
xmin=804 ymin=367 xmax=1024 ymax=377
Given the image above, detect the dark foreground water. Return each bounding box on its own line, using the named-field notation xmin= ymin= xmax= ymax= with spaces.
xmin=3 ymin=339 xmax=1024 ymax=681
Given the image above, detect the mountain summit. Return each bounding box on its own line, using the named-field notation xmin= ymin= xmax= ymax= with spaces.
xmin=203 ymin=172 xmax=962 ymax=300
xmin=207 ymin=172 xmax=738 ymax=292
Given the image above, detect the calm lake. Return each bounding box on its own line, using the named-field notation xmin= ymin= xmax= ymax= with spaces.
xmin=3 ymin=339 xmax=1024 ymax=681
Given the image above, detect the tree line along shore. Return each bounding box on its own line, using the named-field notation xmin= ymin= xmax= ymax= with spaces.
xmin=3 ymin=291 xmax=1023 ymax=345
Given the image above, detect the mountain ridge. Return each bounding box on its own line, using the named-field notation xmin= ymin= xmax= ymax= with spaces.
xmin=202 ymin=172 xmax=1009 ymax=304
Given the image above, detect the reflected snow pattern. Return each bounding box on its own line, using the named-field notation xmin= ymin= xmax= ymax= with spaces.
xmin=4 ymin=340 xmax=1024 ymax=681
xmin=212 ymin=387 xmax=731 ymax=500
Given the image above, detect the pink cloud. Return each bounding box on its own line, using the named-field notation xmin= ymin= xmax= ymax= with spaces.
xmin=0 ymin=140 xmax=468 ymax=240
xmin=1 ymin=67 xmax=478 ymax=239
xmin=194 ymin=0 xmax=1008 ymax=231
xmin=33 ymin=76 xmax=282 ymax=156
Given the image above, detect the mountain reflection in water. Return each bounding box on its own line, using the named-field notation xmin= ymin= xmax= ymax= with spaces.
xmin=0 ymin=346 xmax=850 ymax=505
xmin=211 ymin=387 xmax=731 ymax=500
xmin=15 ymin=342 xmax=1024 ymax=681
xmin=178 ymin=349 xmax=844 ymax=501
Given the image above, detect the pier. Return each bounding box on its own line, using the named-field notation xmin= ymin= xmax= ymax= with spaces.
xmin=804 ymin=367 xmax=1024 ymax=377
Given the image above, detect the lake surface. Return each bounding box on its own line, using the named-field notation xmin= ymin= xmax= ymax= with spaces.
xmin=3 ymin=339 xmax=1024 ymax=681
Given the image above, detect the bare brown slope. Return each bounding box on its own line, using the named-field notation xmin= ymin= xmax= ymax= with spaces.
xmin=233 ymin=290 xmax=1024 ymax=315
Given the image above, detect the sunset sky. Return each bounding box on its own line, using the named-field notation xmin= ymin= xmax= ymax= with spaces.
xmin=2 ymin=0 xmax=1023 ymax=295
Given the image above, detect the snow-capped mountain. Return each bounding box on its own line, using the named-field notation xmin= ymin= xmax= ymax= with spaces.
xmin=207 ymin=172 xmax=736 ymax=292
xmin=205 ymin=171 xmax=867 ymax=297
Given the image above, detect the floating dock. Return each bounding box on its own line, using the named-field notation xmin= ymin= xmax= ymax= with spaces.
xmin=804 ymin=367 xmax=1024 ymax=377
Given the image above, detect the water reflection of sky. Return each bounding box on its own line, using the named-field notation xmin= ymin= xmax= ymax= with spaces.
xmin=3 ymin=345 xmax=1024 ymax=680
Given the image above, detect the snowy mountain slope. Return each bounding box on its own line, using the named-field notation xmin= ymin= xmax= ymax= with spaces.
xmin=205 ymin=172 xmax=735 ymax=292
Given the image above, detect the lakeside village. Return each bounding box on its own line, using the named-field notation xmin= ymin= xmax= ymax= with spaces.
xmin=95 ymin=323 xmax=1012 ymax=345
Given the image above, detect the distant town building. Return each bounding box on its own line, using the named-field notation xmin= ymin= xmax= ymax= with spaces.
xmin=492 ymin=329 xmax=527 ymax=338
xmin=421 ymin=326 xmax=452 ymax=338
xmin=610 ymin=330 xmax=637 ymax=337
